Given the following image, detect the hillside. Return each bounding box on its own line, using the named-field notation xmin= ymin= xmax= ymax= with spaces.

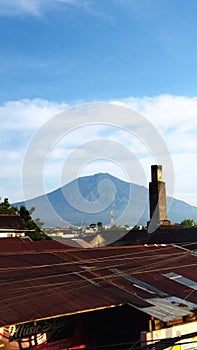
xmin=14 ymin=173 xmax=197 ymax=227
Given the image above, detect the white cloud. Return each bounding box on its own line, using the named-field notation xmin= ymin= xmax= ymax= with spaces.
xmin=0 ymin=0 xmax=89 ymax=16
xmin=111 ymin=94 xmax=197 ymax=154
xmin=111 ymin=95 xmax=197 ymax=206
xmin=0 ymin=98 xmax=67 ymax=130
xmin=0 ymin=95 xmax=197 ymax=208
xmin=112 ymin=94 xmax=197 ymax=128
xmin=0 ymin=0 xmax=39 ymax=16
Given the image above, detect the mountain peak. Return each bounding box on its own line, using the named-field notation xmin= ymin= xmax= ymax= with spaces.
xmin=14 ymin=173 xmax=197 ymax=227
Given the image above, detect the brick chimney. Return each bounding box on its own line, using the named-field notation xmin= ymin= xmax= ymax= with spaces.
xmin=148 ymin=165 xmax=171 ymax=228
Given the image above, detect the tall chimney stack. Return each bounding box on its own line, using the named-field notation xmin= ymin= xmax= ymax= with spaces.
xmin=149 ymin=165 xmax=170 ymax=227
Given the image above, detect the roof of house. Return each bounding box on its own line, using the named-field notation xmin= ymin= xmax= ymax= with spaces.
xmin=0 ymin=244 xmax=197 ymax=327
xmin=0 ymin=237 xmax=75 ymax=253
xmin=0 ymin=215 xmax=31 ymax=232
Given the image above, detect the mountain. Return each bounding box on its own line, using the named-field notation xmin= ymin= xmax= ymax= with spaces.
xmin=14 ymin=173 xmax=197 ymax=228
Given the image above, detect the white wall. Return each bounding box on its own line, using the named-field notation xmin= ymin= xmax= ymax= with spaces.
xmin=141 ymin=321 xmax=197 ymax=350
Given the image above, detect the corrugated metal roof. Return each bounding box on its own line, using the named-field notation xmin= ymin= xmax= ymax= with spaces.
xmin=0 ymin=215 xmax=30 ymax=230
xmin=0 ymin=244 xmax=197 ymax=326
xmin=163 ymin=272 xmax=197 ymax=290
xmin=0 ymin=237 xmax=74 ymax=253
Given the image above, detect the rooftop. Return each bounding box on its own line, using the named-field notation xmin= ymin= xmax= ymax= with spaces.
xmin=0 ymin=215 xmax=31 ymax=232
xmin=0 ymin=244 xmax=197 ymax=327
xmin=0 ymin=237 xmax=75 ymax=253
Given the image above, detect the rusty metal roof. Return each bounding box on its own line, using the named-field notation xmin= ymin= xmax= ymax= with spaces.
xmin=0 ymin=215 xmax=30 ymax=231
xmin=0 ymin=237 xmax=75 ymax=253
xmin=0 ymin=244 xmax=197 ymax=326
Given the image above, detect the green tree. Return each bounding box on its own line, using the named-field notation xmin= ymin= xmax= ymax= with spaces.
xmin=19 ymin=205 xmax=49 ymax=240
xmin=0 ymin=198 xmax=18 ymax=215
xmin=181 ymin=219 xmax=196 ymax=228
xmin=97 ymin=222 xmax=103 ymax=227
xmin=0 ymin=198 xmax=49 ymax=240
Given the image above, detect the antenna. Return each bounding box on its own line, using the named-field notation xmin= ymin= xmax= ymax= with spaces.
xmin=110 ymin=208 xmax=114 ymax=227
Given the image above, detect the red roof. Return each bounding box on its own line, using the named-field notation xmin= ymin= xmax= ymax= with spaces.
xmin=0 ymin=215 xmax=30 ymax=231
xmin=0 ymin=244 xmax=197 ymax=326
xmin=0 ymin=237 xmax=75 ymax=253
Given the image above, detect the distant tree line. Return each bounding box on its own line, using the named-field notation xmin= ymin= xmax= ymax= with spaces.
xmin=181 ymin=218 xmax=196 ymax=228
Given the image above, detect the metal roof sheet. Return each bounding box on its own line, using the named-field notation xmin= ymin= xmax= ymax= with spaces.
xmin=0 ymin=215 xmax=29 ymax=230
xmin=0 ymin=244 xmax=196 ymax=326
xmin=163 ymin=272 xmax=197 ymax=290
xmin=0 ymin=237 xmax=74 ymax=253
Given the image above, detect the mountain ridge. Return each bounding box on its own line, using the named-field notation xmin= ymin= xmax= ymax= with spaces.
xmin=14 ymin=173 xmax=197 ymax=227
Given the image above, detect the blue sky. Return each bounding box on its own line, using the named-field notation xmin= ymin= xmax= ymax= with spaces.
xmin=1 ymin=0 xmax=197 ymax=102
xmin=0 ymin=0 xmax=197 ymax=214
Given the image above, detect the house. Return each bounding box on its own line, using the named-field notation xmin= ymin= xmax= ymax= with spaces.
xmin=0 ymin=214 xmax=34 ymax=237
